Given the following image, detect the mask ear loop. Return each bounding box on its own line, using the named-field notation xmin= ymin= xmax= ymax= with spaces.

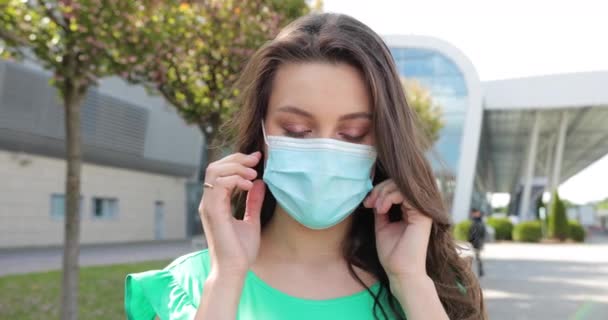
xmin=260 ymin=120 xmax=269 ymax=171
xmin=261 ymin=120 xmax=270 ymax=146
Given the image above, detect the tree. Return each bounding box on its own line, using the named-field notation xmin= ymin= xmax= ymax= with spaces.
xmin=493 ymin=206 xmax=508 ymax=214
xmin=597 ymin=197 xmax=608 ymax=211
xmin=401 ymin=78 xmax=444 ymax=146
xmin=125 ymin=1 xmax=310 ymax=181
xmin=548 ymin=191 xmax=569 ymax=241
xmin=0 ymin=1 xmax=163 ymax=319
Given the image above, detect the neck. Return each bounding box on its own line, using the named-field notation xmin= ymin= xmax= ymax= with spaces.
xmin=259 ymin=205 xmax=352 ymax=265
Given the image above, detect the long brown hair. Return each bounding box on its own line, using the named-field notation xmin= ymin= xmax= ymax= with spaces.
xmin=228 ymin=13 xmax=486 ymax=320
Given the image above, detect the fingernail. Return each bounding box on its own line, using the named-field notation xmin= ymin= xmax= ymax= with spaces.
xmin=249 ymin=151 xmax=260 ymax=159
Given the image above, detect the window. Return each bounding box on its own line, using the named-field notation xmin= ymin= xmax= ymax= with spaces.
xmin=92 ymin=197 xmax=119 ymax=219
xmin=50 ymin=194 xmax=83 ymax=219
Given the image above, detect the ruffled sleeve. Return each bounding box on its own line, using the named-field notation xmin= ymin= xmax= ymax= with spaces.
xmin=125 ymin=269 xmax=198 ymax=320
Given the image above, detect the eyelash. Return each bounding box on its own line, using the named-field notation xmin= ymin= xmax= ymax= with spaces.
xmin=283 ymin=129 xmax=365 ymax=142
xmin=284 ymin=129 xmax=311 ymax=138
xmin=341 ymin=134 xmax=365 ymax=143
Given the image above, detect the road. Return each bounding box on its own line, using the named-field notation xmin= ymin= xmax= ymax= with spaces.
xmin=480 ymin=233 xmax=608 ymax=320
xmin=2 ymin=233 xmax=607 ymax=320
xmin=0 ymin=240 xmax=203 ymax=276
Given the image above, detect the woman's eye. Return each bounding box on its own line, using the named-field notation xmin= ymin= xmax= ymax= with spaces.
xmin=340 ymin=133 xmax=365 ymax=143
xmin=284 ymin=130 xmax=311 ymax=138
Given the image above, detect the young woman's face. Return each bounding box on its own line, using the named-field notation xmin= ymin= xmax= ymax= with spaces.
xmin=264 ymin=62 xmax=374 ymax=146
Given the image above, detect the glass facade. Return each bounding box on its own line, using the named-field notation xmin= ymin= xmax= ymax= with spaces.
xmin=389 ymin=47 xmax=469 ymax=210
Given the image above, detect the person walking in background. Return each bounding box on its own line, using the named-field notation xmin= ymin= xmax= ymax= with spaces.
xmin=469 ymin=208 xmax=486 ymax=277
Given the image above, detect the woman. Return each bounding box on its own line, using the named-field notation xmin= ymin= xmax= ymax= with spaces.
xmin=125 ymin=13 xmax=485 ymax=320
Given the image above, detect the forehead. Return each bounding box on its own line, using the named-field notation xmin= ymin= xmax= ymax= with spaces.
xmin=268 ymin=62 xmax=371 ymax=117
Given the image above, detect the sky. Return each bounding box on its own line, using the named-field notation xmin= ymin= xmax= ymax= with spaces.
xmin=323 ymin=0 xmax=608 ymax=205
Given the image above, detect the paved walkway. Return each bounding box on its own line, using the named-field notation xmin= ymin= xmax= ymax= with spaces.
xmin=480 ymin=232 xmax=608 ymax=320
xmin=2 ymin=232 xmax=607 ymax=320
xmin=0 ymin=239 xmax=206 ymax=276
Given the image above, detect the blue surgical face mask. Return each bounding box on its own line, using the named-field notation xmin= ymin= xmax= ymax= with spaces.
xmin=261 ymin=122 xmax=377 ymax=229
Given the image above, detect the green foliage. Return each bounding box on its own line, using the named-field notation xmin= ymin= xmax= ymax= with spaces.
xmin=453 ymin=219 xmax=472 ymax=242
xmin=568 ymin=220 xmax=586 ymax=242
xmin=596 ymin=197 xmax=608 ymax=210
xmin=269 ymin=0 xmax=311 ymax=20
xmin=0 ymin=260 xmax=169 ymax=320
xmin=512 ymin=221 xmax=543 ymax=242
xmin=493 ymin=206 xmax=508 ymax=214
xmin=561 ymin=198 xmax=576 ymax=209
xmin=548 ymin=191 xmax=569 ymax=241
xmin=125 ymin=0 xmax=310 ymax=154
xmin=0 ymin=3 xmax=199 ymax=316
xmin=401 ymin=78 xmax=444 ymax=145
xmin=486 ymin=217 xmax=514 ymax=240
xmin=1 ymin=1 xmax=310 ymax=148
xmin=0 ymin=0 xmax=162 ymax=99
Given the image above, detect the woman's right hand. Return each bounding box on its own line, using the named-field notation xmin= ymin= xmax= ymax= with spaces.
xmin=198 ymin=151 xmax=266 ymax=278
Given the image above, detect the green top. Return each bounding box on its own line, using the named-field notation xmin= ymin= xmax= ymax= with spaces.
xmin=124 ymin=249 xmax=404 ymax=320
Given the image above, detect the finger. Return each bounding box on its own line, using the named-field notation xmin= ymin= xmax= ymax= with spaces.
xmin=373 ymin=206 xmax=390 ymax=232
xmin=200 ymin=175 xmax=253 ymax=233
xmin=215 ymin=151 xmax=262 ymax=167
xmin=376 ymin=191 xmax=404 ymax=214
xmin=215 ymin=175 xmax=254 ymax=192
xmin=367 ymin=181 xmax=398 ymax=209
xmin=364 ymin=180 xmax=389 ymax=207
xmin=364 ymin=180 xmax=397 ymax=208
xmin=243 ymin=180 xmax=266 ymax=224
xmin=207 ymin=163 xmax=258 ymax=181
xmin=404 ymin=208 xmax=433 ymax=226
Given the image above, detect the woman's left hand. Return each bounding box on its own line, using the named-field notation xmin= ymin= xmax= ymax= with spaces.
xmin=363 ymin=179 xmax=433 ymax=280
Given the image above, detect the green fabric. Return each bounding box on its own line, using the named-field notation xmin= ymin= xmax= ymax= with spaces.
xmin=125 ymin=249 xmax=403 ymax=320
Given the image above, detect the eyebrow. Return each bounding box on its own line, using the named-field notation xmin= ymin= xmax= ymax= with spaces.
xmin=277 ymin=105 xmax=372 ymax=121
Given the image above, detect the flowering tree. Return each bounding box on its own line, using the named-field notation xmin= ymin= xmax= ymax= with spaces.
xmin=125 ymin=0 xmax=311 ymax=177
xmin=401 ymin=78 xmax=444 ymax=146
xmin=0 ymin=1 xmax=166 ymax=319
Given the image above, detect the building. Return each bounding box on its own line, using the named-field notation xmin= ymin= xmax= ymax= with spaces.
xmin=2 ymin=35 xmax=607 ymax=248
xmin=0 ymin=60 xmax=202 ymax=248
xmin=385 ymin=35 xmax=608 ymax=223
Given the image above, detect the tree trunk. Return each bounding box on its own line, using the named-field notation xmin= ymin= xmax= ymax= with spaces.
xmin=192 ymin=127 xmax=223 ymax=236
xmin=60 ymin=81 xmax=86 ymax=320
xmin=206 ymin=135 xmax=224 ymax=167
xmin=196 ymin=126 xmax=223 ymax=182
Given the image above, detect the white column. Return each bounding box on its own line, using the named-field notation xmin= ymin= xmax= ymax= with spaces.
xmin=551 ymin=111 xmax=569 ymax=192
xmin=451 ymin=88 xmax=484 ymax=223
xmin=519 ymin=112 xmax=542 ymax=220
xmin=544 ymin=134 xmax=555 ymax=193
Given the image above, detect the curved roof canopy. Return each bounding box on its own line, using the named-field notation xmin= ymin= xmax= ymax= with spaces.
xmin=479 ymin=71 xmax=608 ymax=193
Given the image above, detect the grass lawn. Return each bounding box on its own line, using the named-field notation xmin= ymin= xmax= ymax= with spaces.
xmin=0 ymin=260 xmax=170 ymax=320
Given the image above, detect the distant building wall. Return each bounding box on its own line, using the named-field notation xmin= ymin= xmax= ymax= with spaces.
xmin=0 ymin=59 xmax=202 ymax=248
xmin=0 ymin=150 xmax=188 ymax=248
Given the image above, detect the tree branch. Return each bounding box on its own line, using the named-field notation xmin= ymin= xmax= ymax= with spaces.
xmin=166 ymin=56 xmax=199 ymax=111
xmin=37 ymin=0 xmax=69 ymax=32
xmin=0 ymin=28 xmax=28 ymax=46
xmin=158 ymin=85 xmax=182 ymax=109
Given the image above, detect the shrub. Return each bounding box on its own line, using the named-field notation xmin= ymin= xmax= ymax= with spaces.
xmin=486 ymin=217 xmax=514 ymax=240
xmin=568 ymin=220 xmax=586 ymax=242
xmin=453 ymin=220 xmax=472 ymax=242
xmin=548 ymin=191 xmax=569 ymax=241
xmin=512 ymin=221 xmax=543 ymax=242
